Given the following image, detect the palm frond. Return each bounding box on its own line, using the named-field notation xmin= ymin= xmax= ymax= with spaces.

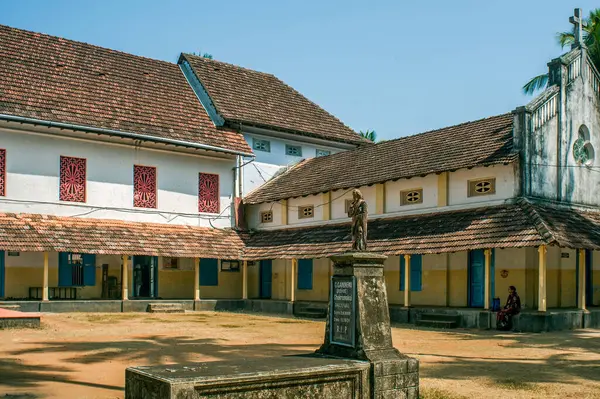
xmin=522 ymin=74 xmax=549 ymax=95
xmin=557 ymin=31 xmax=575 ymax=48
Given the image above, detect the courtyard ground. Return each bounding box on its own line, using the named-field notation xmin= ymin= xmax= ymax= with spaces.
xmin=0 ymin=312 xmax=598 ymax=399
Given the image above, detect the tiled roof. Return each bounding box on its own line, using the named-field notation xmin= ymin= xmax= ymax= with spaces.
xmin=0 ymin=25 xmax=251 ymax=155
xmin=244 ymin=113 xmax=517 ymax=204
xmin=181 ymin=54 xmax=368 ymax=146
xmin=0 ymin=213 xmax=245 ymax=258
xmin=242 ymin=203 xmax=543 ymax=259
xmin=519 ymin=198 xmax=600 ymax=250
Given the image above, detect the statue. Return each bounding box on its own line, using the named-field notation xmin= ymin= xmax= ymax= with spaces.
xmin=348 ymin=189 xmax=368 ymax=251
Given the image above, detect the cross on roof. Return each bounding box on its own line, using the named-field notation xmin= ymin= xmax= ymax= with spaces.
xmin=569 ymin=8 xmax=588 ymax=47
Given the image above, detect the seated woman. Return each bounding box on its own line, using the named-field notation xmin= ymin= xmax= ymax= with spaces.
xmin=496 ymin=286 xmax=521 ymax=331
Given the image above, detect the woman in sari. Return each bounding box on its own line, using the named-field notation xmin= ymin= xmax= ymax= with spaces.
xmin=496 ymin=286 xmax=521 ymax=331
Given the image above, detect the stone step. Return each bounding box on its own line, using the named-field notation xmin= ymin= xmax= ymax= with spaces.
xmin=147 ymin=303 xmax=185 ymax=313
xmin=295 ymin=309 xmax=327 ymax=319
xmin=416 ymin=320 xmax=458 ymax=329
xmin=419 ymin=313 xmax=461 ymax=323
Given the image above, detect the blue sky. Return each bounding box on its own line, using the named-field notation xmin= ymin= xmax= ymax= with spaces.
xmin=3 ymin=1 xmax=597 ymax=141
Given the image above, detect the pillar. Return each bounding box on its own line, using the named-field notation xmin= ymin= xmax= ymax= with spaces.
xmin=291 ymin=258 xmax=297 ymax=302
xmin=194 ymin=257 xmax=200 ymax=301
xmin=484 ymin=249 xmax=491 ymax=310
xmin=437 ymin=172 xmax=449 ymax=207
xmin=538 ymin=245 xmax=547 ymax=312
xmin=42 ymin=252 xmax=49 ymax=302
xmin=375 ymin=183 xmax=385 ymax=214
xmin=578 ymin=249 xmax=586 ymax=310
xmin=242 ymin=260 xmax=248 ymax=300
xmin=404 ymin=254 xmax=411 ymax=307
xmin=281 ymin=200 xmax=288 ymax=225
xmin=122 ymin=255 xmax=129 ymax=301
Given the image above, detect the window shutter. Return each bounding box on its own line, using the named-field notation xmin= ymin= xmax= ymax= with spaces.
xmin=199 ymin=173 xmax=220 ymax=213
xmin=297 ymin=259 xmax=313 ymax=290
xmin=82 ymin=254 xmax=96 ymax=286
xmin=400 ymin=256 xmax=405 ymax=291
xmin=200 ymin=258 xmax=219 ymax=286
xmin=58 ymin=252 xmax=72 ymax=287
xmin=410 ymin=255 xmax=422 ymax=292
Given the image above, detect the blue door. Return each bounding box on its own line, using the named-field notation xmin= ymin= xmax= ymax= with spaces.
xmin=468 ymin=250 xmax=485 ymax=307
xmin=260 ymin=260 xmax=272 ymax=299
xmin=0 ymin=251 xmax=4 ymax=298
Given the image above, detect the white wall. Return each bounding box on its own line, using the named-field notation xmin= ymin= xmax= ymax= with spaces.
xmin=385 ymin=175 xmax=438 ymax=213
xmin=448 ymin=164 xmax=516 ymax=206
xmin=0 ymin=127 xmax=236 ymax=227
xmin=247 ymin=164 xmax=519 ymax=230
xmin=241 ymin=132 xmax=342 ymax=196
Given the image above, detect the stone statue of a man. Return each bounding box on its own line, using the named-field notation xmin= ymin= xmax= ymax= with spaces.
xmin=348 ymin=189 xmax=368 ymax=251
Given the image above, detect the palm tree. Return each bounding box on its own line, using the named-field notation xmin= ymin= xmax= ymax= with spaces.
xmin=523 ymin=9 xmax=600 ymax=95
xmin=359 ymin=130 xmax=377 ymax=142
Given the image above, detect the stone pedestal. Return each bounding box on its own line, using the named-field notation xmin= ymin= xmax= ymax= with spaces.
xmin=317 ymin=252 xmax=419 ymax=399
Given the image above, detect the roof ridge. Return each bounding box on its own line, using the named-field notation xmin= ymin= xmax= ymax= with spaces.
xmin=516 ymin=197 xmax=558 ymax=245
xmin=181 ymin=53 xmax=278 ymax=78
xmin=0 ymin=24 xmax=176 ymax=67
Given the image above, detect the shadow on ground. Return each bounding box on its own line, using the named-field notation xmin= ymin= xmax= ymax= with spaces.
xmin=2 ymin=336 xmax=315 ymax=391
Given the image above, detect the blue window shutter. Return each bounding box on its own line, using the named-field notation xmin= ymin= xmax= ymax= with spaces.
xmin=58 ymin=252 xmax=72 ymax=287
xmin=297 ymin=259 xmax=313 ymax=290
xmin=400 ymin=256 xmax=405 ymax=291
xmin=410 ymin=255 xmax=422 ymax=291
xmin=82 ymin=254 xmax=96 ymax=286
xmin=200 ymin=258 xmax=218 ymax=286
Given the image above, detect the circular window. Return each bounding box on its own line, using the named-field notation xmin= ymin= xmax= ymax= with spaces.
xmin=406 ymin=191 xmax=421 ymax=203
xmin=573 ymin=125 xmax=595 ymax=166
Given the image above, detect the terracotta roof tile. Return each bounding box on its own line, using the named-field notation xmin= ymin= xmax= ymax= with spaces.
xmin=243 ymin=203 xmax=543 ymax=259
xmin=0 ymin=25 xmax=251 ymax=154
xmin=0 ymin=213 xmax=244 ymax=258
xmin=244 ymin=113 xmax=517 ymax=204
xmin=182 ymin=54 xmax=368 ymax=146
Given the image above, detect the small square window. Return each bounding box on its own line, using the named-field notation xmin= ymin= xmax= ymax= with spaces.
xmin=400 ymin=188 xmax=423 ymax=205
xmin=261 ymin=210 xmax=273 ymax=223
xmin=253 ymin=139 xmax=271 ymax=152
xmin=468 ymin=178 xmax=496 ymax=197
xmin=298 ymin=205 xmax=314 ymax=219
xmin=286 ymin=145 xmax=302 ymax=157
xmin=162 ymin=257 xmax=179 ymax=269
xmin=316 ymin=149 xmax=331 ymax=157
xmin=221 ymin=260 xmax=240 ymax=272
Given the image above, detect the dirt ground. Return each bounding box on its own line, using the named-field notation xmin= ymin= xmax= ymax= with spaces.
xmin=0 ymin=312 xmax=599 ymax=399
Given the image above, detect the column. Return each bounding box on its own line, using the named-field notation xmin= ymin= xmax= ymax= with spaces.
xmin=322 ymin=192 xmax=331 ymax=221
xmin=290 ymin=259 xmax=297 ymax=302
xmin=42 ymin=252 xmax=49 ymax=302
xmin=194 ymin=257 xmax=200 ymax=301
xmin=122 ymin=255 xmax=129 ymax=301
xmin=437 ymin=172 xmax=449 ymax=207
xmin=538 ymin=245 xmax=547 ymax=312
xmin=578 ymin=249 xmax=586 ymax=310
xmin=242 ymin=260 xmax=248 ymax=300
xmin=375 ymin=183 xmax=386 ymax=214
xmin=404 ymin=254 xmax=411 ymax=307
xmin=484 ymin=249 xmax=491 ymax=310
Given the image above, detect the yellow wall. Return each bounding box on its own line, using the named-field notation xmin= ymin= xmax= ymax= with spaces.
xmin=248 ymin=261 xmax=260 ymax=299
xmin=199 ymin=258 xmax=242 ymax=299
xmin=295 ymin=258 xmax=330 ymax=302
xmin=494 ymin=248 xmax=527 ymax=307
xmin=448 ymin=252 xmax=468 ymax=307
xmin=593 ymin=250 xmax=600 ymax=306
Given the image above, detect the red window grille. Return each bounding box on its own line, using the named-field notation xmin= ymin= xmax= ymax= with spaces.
xmin=0 ymin=149 xmax=5 ymax=196
xmin=198 ymin=173 xmax=219 ymax=213
xmin=134 ymin=165 xmax=157 ymax=208
xmin=59 ymin=156 xmax=86 ymax=202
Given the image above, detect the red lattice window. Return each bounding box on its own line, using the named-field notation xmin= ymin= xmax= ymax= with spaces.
xmin=59 ymin=156 xmax=86 ymax=202
xmin=0 ymin=149 xmax=5 ymax=196
xmin=199 ymin=173 xmax=219 ymax=213
xmin=134 ymin=165 xmax=157 ymax=208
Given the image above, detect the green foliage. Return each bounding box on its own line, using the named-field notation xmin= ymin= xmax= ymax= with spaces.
xmin=359 ymin=130 xmax=377 ymax=142
xmin=190 ymin=51 xmax=213 ymax=59
xmin=523 ymin=9 xmax=600 ymax=95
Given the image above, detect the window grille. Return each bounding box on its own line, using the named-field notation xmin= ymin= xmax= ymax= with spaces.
xmin=400 ymin=188 xmax=423 ymax=205
xmin=286 ymin=145 xmax=302 ymax=157
xmin=468 ymin=178 xmax=496 ymax=197
xmin=133 ymin=165 xmax=157 ymax=208
xmin=298 ymin=205 xmax=314 ymax=219
xmin=199 ymin=173 xmax=220 ymax=213
xmin=60 ymin=156 xmax=86 ymax=202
